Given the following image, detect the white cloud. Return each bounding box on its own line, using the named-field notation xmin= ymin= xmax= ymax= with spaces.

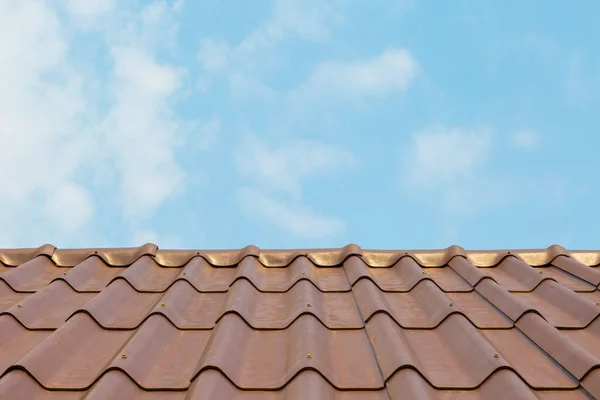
xmin=406 ymin=127 xmax=492 ymax=188
xmin=512 ymin=130 xmax=539 ymax=150
xmin=66 ymin=0 xmax=114 ymax=18
xmin=197 ymin=38 xmax=231 ymax=72
xmin=197 ymin=0 xmax=342 ymax=78
xmin=238 ymin=188 xmax=345 ymax=239
xmin=44 ymin=184 xmax=95 ymax=234
xmin=0 ymin=1 xmax=96 ymax=245
xmin=293 ymin=48 xmax=418 ymax=101
xmin=0 ymin=0 xmax=197 ymax=246
xmin=103 ymin=47 xmax=187 ymax=218
xmin=234 ymin=133 xmax=355 ymax=198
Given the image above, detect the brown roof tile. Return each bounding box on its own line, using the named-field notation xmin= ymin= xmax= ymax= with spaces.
xmin=0 ymin=245 xmax=599 ymax=398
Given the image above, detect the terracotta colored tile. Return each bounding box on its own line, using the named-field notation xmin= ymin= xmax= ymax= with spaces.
xmin=417 ymin=265 xmax=472 ymax=292
xmin=581 ymin=369 xmax=600 ymax=399
xmin=259 ymin=244 xmax=362 ymax=267
xmin=85 ymin=371 xmax=186 ymax=399
xmin=353 ymin=279 xmax=511 ymax=328
xmin=235 ymin=256 xmax=350 ymax=292
xmin=473 ymin=279 xmax=533 ymax=321
xmin=533 ymin=266 xmax=596 ymax=292
xmin=570 ymin=251 xmax=600 ymax=267
xmin=5 ymin=280 xmax=96 ymax=329
xmin=0 ymin=280 xmax=30 ymax=312
xmin=223 ymin=279 xmax=362 ymax=329
xmin=560 ymin=318 xmax=600 ymax=365
xmin=0 ymin=256 xmax=67 ymax=292
xmin=59 ymin=256 xmax=126 ymax=292
xmin=78 ymin=279 xmax=163 ymax=329
xmin=154 ymin=245 xmax=260 ymax=267
xmin=0 ymin=370 xmax=83 ymax=399
xmin=110 ymin=315 xmax=211 ymax=389
xmin=0 ymin=244 xmax=56 ymax=267
xmin=480 ymin=328 xmax=579 ymax=389
xmin=113 ymin=256 xmax=181 ymax=292
xmin=361 ymin=245 xmax=466 ymax=267
xmin=481 ymin=257 xmax=550 ymax=292
xmin=16 ymin=313 xmax=133 ymax=389
xmin=0 ymin=263 xmax=12 ymax=276
xmin=467 ymin=246 xmax=567 ymax=268
xmin=0 ymin=315 xmax=51 ymax=376
xmin=345 ymin=256 xmax=437 ymax=292
xmin=195 ymin=313 xmax=383 ymax=389
xmin=552 ymin=256 xmax=600 ymax=286
xmin=578 ymin=290 xmax=600 ymax=304
xmin=366 ymin=313 xmax=508 ymax=388
xmin=151 ymin=280 xmax=225 ymax=329
xmin=448 ymin=257 xmax=494 ymax=287
xmin=516 ymin=313 xmax=598 ymax=380
xmin=52 ymin=244 xmax=157 ymax=267
xmin=177 ymin=257 xmax=236 ymax=292
xmin=386 ymin=369 xmax=542 ymax=400
xmin=188 ymin=369 xmax=388 ymax=400
xmin=511 ymin=280 xmax=600 ymax=328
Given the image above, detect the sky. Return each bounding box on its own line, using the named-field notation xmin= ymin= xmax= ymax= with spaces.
xmin=0 ymin=0 xmax=599 ymax=250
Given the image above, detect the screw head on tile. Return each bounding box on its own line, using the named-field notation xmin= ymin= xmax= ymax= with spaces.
xmin=422 ymin=270 xmax=427 ymax=274
xmin=596 ymin=302 xmax=600 ymax=306
xmin=161 ymin=303 xmax=166 ymax=307
xmin=539 ymin=271 xmax=543 ymax=274
xmin=63 ymin=272 xmax=67 ymax=276
xmin=493 ymin=353 xmax=499 ymax=358
xmin=302 ymin=272 xmax=306 ymax=275
xmin=307 ymin=303 xmax=312 ymax=308
xmin=449 ymin=302 xmax=454 ymax=307
xmin=306 ymin=353 xmax=312 ymax=359
xmin=16 ymin=304 xmax=21 ymax=308
xmin=94 ymin=250 xmax=98 ymax=254
xmin=507 ymin=251 xmax=511 ymax=254
xmin=183 ymin=272 xmax=186 ymax=276
xmin=404 ymin=252 xmax=408 ymax=255
xmin=122 ymin=354 xmax=128 ymax=359
xmin=196 ymin=252 xmax=200 ymax=256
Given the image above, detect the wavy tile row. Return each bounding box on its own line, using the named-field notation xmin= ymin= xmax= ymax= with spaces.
xmin=1 ymin=312 xmax=600 ymax=391
xmin=2 ymin=243 xmax=600 ymax=268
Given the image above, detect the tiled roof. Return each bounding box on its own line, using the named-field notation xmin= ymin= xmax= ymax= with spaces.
xmin=0 ymin=244 xmax=600 ymax=399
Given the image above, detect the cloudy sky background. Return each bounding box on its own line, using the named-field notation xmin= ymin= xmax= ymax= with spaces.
xmin=1 ymin=0 xmax=598 ymax=250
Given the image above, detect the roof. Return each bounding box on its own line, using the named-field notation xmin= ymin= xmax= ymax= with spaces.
xmin=0 ymin=243 xmax=600 ymax=399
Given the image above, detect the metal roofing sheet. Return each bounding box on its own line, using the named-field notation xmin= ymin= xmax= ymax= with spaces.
xmin=0 ymin=244 xmax=599 ymax=399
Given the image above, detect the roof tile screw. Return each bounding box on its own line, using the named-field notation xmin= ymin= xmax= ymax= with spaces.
xmin=306 ymin=353 xmax=312 ymax=359
xmin=161 ymin=303 xmax=166 ymax=307
xmin=449 ymin=302 xmax=454 ymax=307
xmin=307 ymin=303 xmax=312 ymax=308
xmin=122 ymin=354 xmax=128 ymax=359
xmin=493 ymin=353 xmax=499 ymax=358
xmin=94 ymin=250 xmax=98 ymax=254
xmin=422 ymin=270 xmax=427 ymax=275
xmin=302 ymin=272 xmax=306 ymax=275
xmin=63 ymin=272 xmax=67 ymax=276
xmin=539 ymin=271 xmax=543 ymax=274
xmin=196 ymin=252 xmax=200 ymax=256
xmin=16 ymin=304 xmax=21 ymax=308
xmin=507 ymin=251 xmax=511 ymax=255
xmin=183 ymin=272 xmax=187 ymax=276
xmin=596 ymin=302 xmax=600 ymax=306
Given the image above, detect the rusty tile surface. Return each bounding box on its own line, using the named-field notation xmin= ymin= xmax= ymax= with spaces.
xmin=0 ymin=245 xmax=599 ymax=399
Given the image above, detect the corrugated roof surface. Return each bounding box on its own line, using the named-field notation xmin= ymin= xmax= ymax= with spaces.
xmin=0 ymin=243 xmax=600 ymax=399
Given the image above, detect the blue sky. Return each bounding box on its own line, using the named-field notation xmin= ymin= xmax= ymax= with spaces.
xmin=1 ymin=0 xmax=599 ymax=250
